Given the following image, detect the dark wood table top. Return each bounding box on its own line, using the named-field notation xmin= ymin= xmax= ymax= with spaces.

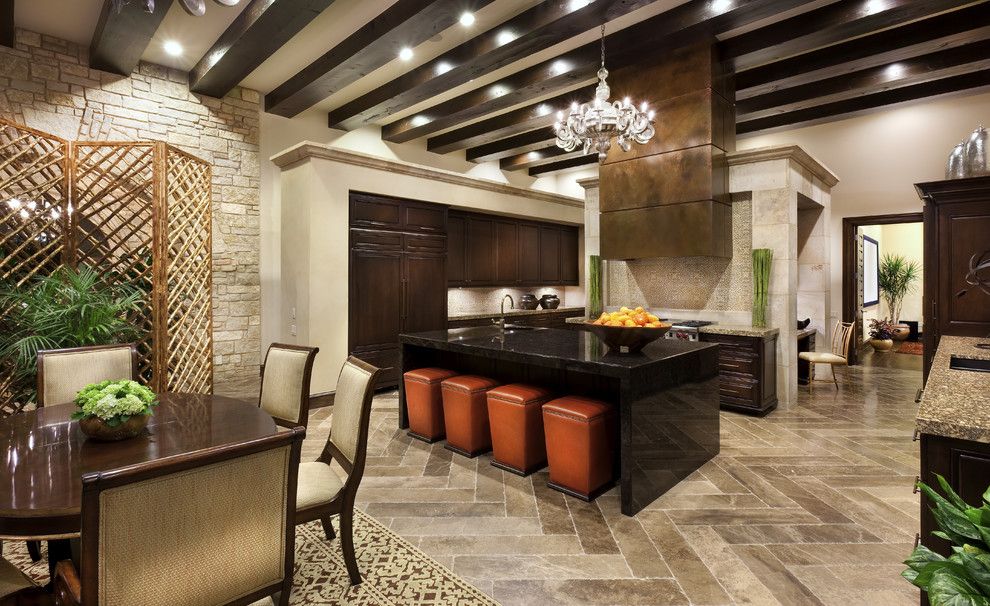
xmin=0 ymin=393 xmax=275 ymax=539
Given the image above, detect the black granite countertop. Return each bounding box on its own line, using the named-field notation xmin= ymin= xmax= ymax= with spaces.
xmin=400 ymin=326 xmax=718 ymax=380
xmin=449 ymin=306 xmax=584 ymax=321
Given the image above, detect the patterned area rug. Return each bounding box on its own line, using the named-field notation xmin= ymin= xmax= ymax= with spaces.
xmin=4 ymin=511 xmax=498 ymax=606
xmin=897 ymin=341 xmax=924 ymax=355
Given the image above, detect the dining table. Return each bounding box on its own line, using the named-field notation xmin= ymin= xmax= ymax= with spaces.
xmin=0 ymin=392 xmax=276 ymax=577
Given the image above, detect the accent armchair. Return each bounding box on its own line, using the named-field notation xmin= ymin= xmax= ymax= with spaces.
xmin=798 ymin=321 xmax=855 ymax=390
xmin=259 ymin=343 xmax=319 ymax=428
xmin=52 ymin=426 xmax=305 ymax=606
xmin=36 ymin=343 xmax=139 ymax=407
xmin=294 ymin=356 xmax=381 ymax=586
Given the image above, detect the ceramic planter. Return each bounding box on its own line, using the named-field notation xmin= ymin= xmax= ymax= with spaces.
xmin=891 ymin=324 xmax=910 ymax=342
xmin=78 ymin=414 xmax=149 ymax=441
xmin=870 ymin=338 xmax=894 ymax=352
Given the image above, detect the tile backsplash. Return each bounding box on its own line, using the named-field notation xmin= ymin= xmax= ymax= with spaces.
xmin=448 ymin=286 xmax=584 ymax=316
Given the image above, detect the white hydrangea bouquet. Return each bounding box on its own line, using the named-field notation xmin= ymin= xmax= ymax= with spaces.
xmin=72 ymin=379 xmax=157 ymax=440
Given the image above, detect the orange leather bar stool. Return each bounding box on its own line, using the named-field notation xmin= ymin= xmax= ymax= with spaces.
xmin=542 ymin=396 xmax=616 ymax=500
xmin=441 ymin=375 xmax=500 ymax=457
xmin=486 ymin=384 xmax=553 ymax=476
xmin=404 ymin=368 xmax=459 ymax=443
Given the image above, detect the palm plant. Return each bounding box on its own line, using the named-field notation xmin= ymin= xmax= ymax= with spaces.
xmin=0 ymin=265 xmax=142 ymax=404
xmin=877 ymin=254 xmax=921 ymax=324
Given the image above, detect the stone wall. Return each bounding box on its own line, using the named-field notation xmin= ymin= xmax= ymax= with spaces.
xmin=0 ymin=29 xmax=262 ymax=396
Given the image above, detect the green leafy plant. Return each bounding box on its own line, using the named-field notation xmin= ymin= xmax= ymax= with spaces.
xmin=72 ymin=379 xmax=157 ymax=426
xmin=752 ymin=249 xmax=773 ymax=328
xmin=903 ymin=475 xmax=990 ymax=605
xmin=588 ymin=255 xmax=603 ymax=319
xmin=878 ymin=254 xmax=920 ymax=324
xmin=0 ymin=265 xmax=143 ymax=404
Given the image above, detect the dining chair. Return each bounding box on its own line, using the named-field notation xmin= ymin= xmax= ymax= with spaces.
xmin=798 ymin=321 xmax=855 ymax=390
xmin=51 ymin=426 xmax=305 ymax=606
xmin=0 ymin=555 xmax=48 ymax=605
xmin=36 ymin=343 xmax=139 ymax=407
xmin=259 ymin=343 xmax=319 ymax=428
xmin=294 ymin=356 xmax=381 ymax=586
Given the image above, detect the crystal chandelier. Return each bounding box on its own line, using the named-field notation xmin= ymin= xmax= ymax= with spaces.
xmin=112 ymin=0 xmax=241 ymax=17
xmin=554 ymin=24 xmax=655 ymax=162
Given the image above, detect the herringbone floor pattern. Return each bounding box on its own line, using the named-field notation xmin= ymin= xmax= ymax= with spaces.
xmin=303 ymin=360 xmax=924 ymax=605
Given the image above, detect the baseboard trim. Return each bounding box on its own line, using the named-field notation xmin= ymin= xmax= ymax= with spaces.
xmin=310 ymin=391 xmax=335 ymax=409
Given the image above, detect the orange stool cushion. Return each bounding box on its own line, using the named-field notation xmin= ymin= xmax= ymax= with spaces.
xmin=441 ymin=375 xmax=499 ymax=457
xmin=404 ymin=368 xmax=458 ymax=442
xmin=487 ymin=384 xmax=553 ymax=476
xmin=542 ymin=396 xmax=615 ymax=499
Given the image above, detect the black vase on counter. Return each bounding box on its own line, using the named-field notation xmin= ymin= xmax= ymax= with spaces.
xmin=519 ymin=294 xmax=540 ymax=310
xmin=539 ymin=294 xmax=560 ymax=309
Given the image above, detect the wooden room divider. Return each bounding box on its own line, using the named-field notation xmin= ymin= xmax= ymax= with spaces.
xmin=0 ymin=119 xmax=213 ymax=416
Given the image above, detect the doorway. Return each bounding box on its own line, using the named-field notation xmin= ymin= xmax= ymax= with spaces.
xmin=842 ymin=212 xmax=923 ymax=366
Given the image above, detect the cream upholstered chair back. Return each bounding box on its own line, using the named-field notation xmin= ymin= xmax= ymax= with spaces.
xmin=329 ymin=357 xmax=379 ymax=469
xmin=37 ymin=344 xmax=138 ymax=407
xmin=260 ymin=343 xmax=319 ymax=427
xmin=79 ymin=427 xmax=304 ymax=606
xmin=831 ymin=322 xmax=855 ymax=360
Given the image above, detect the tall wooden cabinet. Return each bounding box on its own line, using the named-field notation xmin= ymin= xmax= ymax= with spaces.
xmin=917 ymin=177 xmax=990 ymax=380
xmin=349 ymin=192 xmax=448 ymax=388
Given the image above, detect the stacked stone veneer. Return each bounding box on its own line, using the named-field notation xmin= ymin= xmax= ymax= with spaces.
xmin=0 ymin=29 xmax=261 ymax=396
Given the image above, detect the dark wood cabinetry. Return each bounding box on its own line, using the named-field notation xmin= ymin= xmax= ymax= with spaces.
xmin=917 ymin=177 xmax=990 ymax=380
xmin=349 ymin=193 xmax=448 ymax=388
xmin=447 ymin=210 xmax=579 ymax=287
xmin=699 ymin=332 xmax=778 ymax=415
xmin=920 ymin=433 xmax=990 ymax=557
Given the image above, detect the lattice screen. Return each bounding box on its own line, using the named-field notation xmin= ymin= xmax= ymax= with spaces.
xmin=0 ymin=120 xmax=213 ymax=415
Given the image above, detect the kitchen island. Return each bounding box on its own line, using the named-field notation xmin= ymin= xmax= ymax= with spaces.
xmin=399 ymin=326 xmax=721 ymax=516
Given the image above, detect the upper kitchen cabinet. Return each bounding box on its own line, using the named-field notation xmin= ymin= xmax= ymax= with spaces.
xmin=917 ymin=176 xmax=990 ymax=379
xmin=448 ymin=210 xmax=579 ymax=287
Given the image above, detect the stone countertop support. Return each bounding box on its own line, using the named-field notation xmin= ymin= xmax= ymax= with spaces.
xmin=917 ymin=336 xmax=990 ymax=443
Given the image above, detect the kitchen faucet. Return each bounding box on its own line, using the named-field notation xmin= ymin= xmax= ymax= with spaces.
xmin=493 ymin=294 xmax=514 ymax=330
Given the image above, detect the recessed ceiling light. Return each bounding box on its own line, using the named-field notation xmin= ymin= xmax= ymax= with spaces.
xmin=711 ymin=0 xmax=731 ymax=12
xmin=163 ymin=40 xmax=183 ymax=57
xmin=436 ymin=61 xmax=454 ymax=75
xmin=569 ymin=0 xmax=591 ymax=10
xmin=496 ymin=30 xmax=516 ymax=46
xmin=459 ymin=12 xmax=475 ymax=26
xmin=399 ymin=47 xmax=414 ymax=61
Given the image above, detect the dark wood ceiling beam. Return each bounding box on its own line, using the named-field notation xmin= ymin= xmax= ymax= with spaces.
xmin=89 ymin=0 xmax=173 ymax=76
xmin=528 ymin=154 xmax=597 ymax=176
xmin=723 ymin=0 xmax=982 ymax=72
xmin=190 ymin=0 xmax=337 ymax=98
xmin=500 ymin=145 xmax=577 ymax=171
xmin=1 ymin=0 xmax=14 ymax=48
xmin=426 ymin=86 xmax=594 ymax=154
xmin=736 ymin=3 xmax=990 ymax=98
xmin=265 ymin=0 xmax=494 ymax=117
xmin=328 ymin=0 xmax=666 ymax=130
xmin=381 ymin=0 xmax=816 ymax=143
xmin=737 ymin=68 xmax=990 ymax=134
xmin=737 ymin=39 xmax=990 ymax=121
xmin=468 ymin=129 xmax=561 ymax=163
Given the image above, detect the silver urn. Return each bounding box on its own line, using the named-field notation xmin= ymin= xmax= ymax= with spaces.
xmin=947 ymin=141 xmax=967 ymax=179
xmin=964 ymin=125 xmax=989 ymax=177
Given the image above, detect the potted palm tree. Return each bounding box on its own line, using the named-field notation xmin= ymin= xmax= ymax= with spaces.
xmin=877 ymin=254 xmax=920 ymax=341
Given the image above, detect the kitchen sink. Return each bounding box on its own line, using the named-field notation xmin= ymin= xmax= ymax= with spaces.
xmin=503 ymin=324 xmax=537 ymax=331
xmin=950 ymin=355 xmax=990 ymax=373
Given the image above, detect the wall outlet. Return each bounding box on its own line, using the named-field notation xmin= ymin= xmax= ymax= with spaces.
xmin=290 ymin=307 xmax=296 ymax=320
xmin=290 ymin=324 xmax=297 ymax=336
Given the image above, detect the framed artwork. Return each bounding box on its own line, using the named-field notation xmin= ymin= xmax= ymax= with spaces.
xmin=863 ymin=235 xmax=879 ymax=307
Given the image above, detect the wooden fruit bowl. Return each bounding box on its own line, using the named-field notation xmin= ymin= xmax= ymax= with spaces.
xmin=581 ymin=322 xmax=670 ymax=354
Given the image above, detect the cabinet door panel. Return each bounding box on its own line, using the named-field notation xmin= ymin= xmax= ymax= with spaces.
xmin=561 ymin=226 xmax=579 ymax=285
xmin=518 ymin=224 xmax=541 ymax=284
xmin=447 ymin=215 xmax=466 ymax=285
xmin=349 ymin=250 xmax=403 ymax=350
xmin=350 ymin=194 xmax=401 ymax=229
xmin=539 ymin=226 xmax=561 ymax=284
xmin=404 ymin=203 xmax=446 ymax=233
xmin=466 ymin=217 xmax=496 ymax=284
xmin=404 ymin=254 xmax=448 ymax=334
xmin=496 ymin=221 xmax=520 ymax=284
xmin=939 ymin=201 xmax=990 ymax=337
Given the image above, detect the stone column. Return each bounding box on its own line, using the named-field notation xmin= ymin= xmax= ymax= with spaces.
xmin=728 ymin=147 xmax=838 ymax=404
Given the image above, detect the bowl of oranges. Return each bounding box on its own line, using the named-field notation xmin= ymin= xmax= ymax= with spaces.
xmin=582 ymin=307 xmax=671 ymax=354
